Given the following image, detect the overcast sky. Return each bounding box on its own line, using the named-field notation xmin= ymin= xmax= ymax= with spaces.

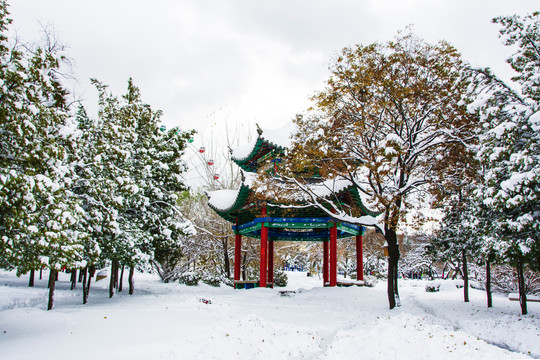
xmin=9 ymin=0 xmax=539 ymax=134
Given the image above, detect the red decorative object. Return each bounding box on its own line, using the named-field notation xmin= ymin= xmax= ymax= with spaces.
xmin=208 ymin=159 xmax=214 ymax=166
xmin=213 ymin=174 xmax=219 ymax=180
xmin=199 ymin=147 xmax=205 ymax=153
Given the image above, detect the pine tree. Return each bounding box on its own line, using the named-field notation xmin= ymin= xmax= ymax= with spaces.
xmin=470 ymin=11 xmax=540 ymax=315
xmin=123 ymin=78 xmax=196 ymax=290
xmin=74 ymin=78 xmax=196 ymax=298
xmin=0 ymin=1 xmax=88 ymax=309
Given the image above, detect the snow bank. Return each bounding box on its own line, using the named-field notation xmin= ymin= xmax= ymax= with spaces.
xmin=1 ymin=271 xmax=538 ymax=360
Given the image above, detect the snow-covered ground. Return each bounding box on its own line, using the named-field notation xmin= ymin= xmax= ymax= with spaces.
xmin=1 ymin=270 xmax=538 ymax=360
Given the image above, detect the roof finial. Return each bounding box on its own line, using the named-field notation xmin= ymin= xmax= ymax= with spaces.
xmin=256 ymin=123 xmax=263 ymax=136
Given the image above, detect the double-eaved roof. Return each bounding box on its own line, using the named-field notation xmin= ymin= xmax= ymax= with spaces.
xmin=207 ymin=122 xmax=382 ymax=234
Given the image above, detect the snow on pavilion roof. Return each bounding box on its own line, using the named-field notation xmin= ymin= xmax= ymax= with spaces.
xmin=209 ymin=121 xmax=383 ymax=231
xmin=230 ymin=122 xmax=296 ymax=172
xmin=208 ymin=173 xmax=381 ymax=225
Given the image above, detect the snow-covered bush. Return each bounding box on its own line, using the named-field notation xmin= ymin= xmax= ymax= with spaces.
xmin=425 ymin=283 xmax=440 ymax=292
xmin=202 ymin=273 xmax=221 ymax=287
xmin=273 ymin=268 xmax=288 ymax=287
xmin=178 ymin=271 xmax=200 ymax=286
xmin=220 ymin=275 xmax=234 ymax=287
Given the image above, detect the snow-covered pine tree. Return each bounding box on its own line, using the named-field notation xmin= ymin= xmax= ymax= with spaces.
xmin=470 ymin=11 xmax=540 ymax=315
xmin=72 ymin=104 xmax=103 ymax=303
xmin=0 ymin=1 xmax=88 ymax=309
xmin=75 ymin=80 xmax=145 ymax=302
xmin=427 ymin=136 xmax=484 ymax=303
xmin=125 ymin=78 xmax=196 ymax=289
xmin=429 ymin=197 xmax=481 ymax=302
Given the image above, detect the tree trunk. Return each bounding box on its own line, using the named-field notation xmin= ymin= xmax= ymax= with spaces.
xmin=462 ymin=250 xmax=469 ymax=303
xmin=441 ymin=263 xmax=447 ymax=280
xmin=114 ymin=260 xmax=119 ymax=289
xmin=223 ymin=238 xmax=231 ymax=278
xmin=47 ymin=269 xmax=57 ymax=310
xmin=109 ymin=261 xmax=116 ymax=298
xmin=78 ymin=268 xmax=84 ymax=283
xmin=39 ymin=268 xmax=42 ymax=280
xmin=385 ymin=228 xmax=400 ymax=309
xmin=486 ymin=261 xmax=492 ymax=308
xmin=84 ymin=265 xmax=95 ymax=304
xmin=517 ymin=258 xmax=528 ymax=315
xmin=393 ymin=262 xmax=400 ymax=305
xmin=28 ymin=270 xmax=35 ymax=287
xmin=82 ymin=267 xmax=88 ymax=304
xmin=128 ymin=267 xmax=135 ymax=295
xmin=70 ymin=269 xmax=77 ymax=290
xmin=119 ymin=265 xmax=125 ymax=292
xmin=242 ymin=252 xmax=247 ymax=281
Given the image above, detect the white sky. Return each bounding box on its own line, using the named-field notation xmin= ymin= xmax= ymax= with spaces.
xmin=9 ymin=0 xmax=539 ymax=134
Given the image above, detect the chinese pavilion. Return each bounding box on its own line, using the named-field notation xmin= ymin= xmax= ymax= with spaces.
xmin=207 ymin=122 xmax=382 ymax=288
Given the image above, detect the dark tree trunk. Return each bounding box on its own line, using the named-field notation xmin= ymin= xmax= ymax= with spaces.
xmin=82 ymin=267 xmax=88 ymax=304
xmin=462 ymin=250 xmax=469 ymax=302
xmin=39 ymin=268 xmax=42 ymax=280
xmin=47 ymin=269 xmax=57 ymax=310
xmin=393 ymin=262 xmax=400 ymax=303
xmin=70 ymin=269 xmax=77 ymax=290
xmin=28 ymin=270 xmax=35 ymax=287
xmin=128 ymin=267 xmax=135 ymax=295
xmin=78 ymin=268 xmax=84 ymax=283
xmin=486 ymin=261 xmax=492 ymax=308
xmin=385 ymin=228 xmax=400 ymax=309
xmin=242 ymin=252 xmax=247 ymax=281
xmin=55 ymin=271 xmax=59 ymax=281
xmin=517 ymin=258 xmax=528 ymax=315
xmin=114 ymin=260 xmax=119 ymax=289
xmin=223 ymin=238 xmax=231 ymax=278
xmin=441 ymin=263 xmax=447 ymax=280
xmin=119 ymin=265 xmax=125 ymax=292
xmin=109 ymin=261 xmax=116 ymax=298
xmin=84 ymin=265 xmax=95 ymax=304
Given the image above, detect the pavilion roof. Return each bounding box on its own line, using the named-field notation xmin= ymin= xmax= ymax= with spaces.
xmin=209 ymin=121 xmax=383 ymax=232
xmin=207 ymin=176 xmax=381 ymax=226
xmin=230 ymin=122 xmax=295 ymax=172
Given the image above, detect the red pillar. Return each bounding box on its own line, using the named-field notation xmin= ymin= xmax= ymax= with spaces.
xmin=234 ymin=232 xmax=242 ymax=281
xmin=356 ymin=234 xmax=364 ymax=281
xmin=267 ymin=240 xmax=274 ymax=288
xmin=330 ymin=222 xmax=337 ymax=286
xmin=259 ymin=207 xmax=268 ymax=288
xmin=323 ymin=241 xmax=329 ymax=285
